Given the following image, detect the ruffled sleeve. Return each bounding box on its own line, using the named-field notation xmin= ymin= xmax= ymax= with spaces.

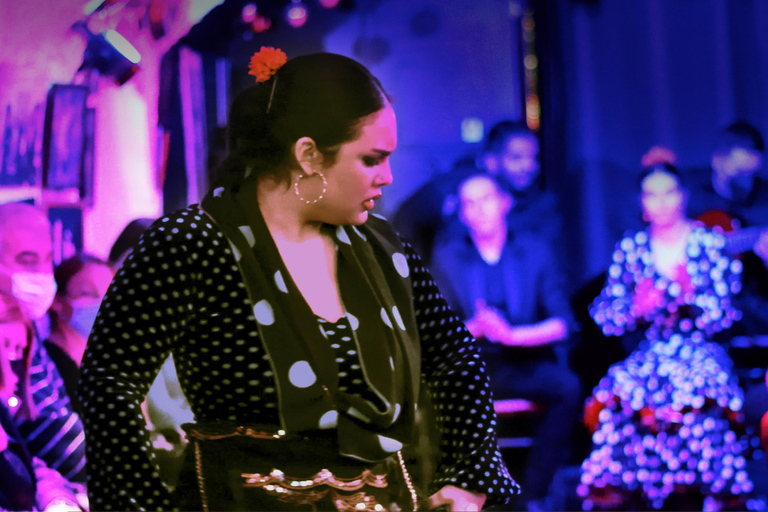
xmin=589 ymin=233 xmax=643 ymax=337
xmin=402 ymin=241 xmax=519 ymax=505
xmin=78 ymin=211 xmax=204 ymax=511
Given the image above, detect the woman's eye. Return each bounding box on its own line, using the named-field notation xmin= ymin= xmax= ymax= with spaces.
xmin=363 ymin=156 xmax=381 ymax=167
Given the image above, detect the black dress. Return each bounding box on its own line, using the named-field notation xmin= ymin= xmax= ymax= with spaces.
xmin=79 ymin=207 xmax=518 ymax=511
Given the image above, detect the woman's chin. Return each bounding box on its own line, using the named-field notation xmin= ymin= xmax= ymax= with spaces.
xmin=349 ymin=211 xmax=369 ymax=225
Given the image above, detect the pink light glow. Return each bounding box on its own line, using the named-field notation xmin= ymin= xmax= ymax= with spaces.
xmin=286 ymin=2 xmax=308 ymax=28
xmin=84 ymin=81 xmax=161 ymax=259
xmin=241 ymin=3 xmax=257 ymax=23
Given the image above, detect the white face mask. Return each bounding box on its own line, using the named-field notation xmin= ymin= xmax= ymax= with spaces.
xmin=8 ymin=270 xmax=57 ymax=320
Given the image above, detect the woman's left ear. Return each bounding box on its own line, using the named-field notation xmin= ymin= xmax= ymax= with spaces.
xmin=293 ymin=137 xmax=323 ymax=175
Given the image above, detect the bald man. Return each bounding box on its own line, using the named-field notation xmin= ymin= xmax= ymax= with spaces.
xmin=0 ymin=202 xmax=87 ymax=486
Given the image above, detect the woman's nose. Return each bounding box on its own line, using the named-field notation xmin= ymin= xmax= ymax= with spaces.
xmin=377 ymin=162 xmax=393 ymax=187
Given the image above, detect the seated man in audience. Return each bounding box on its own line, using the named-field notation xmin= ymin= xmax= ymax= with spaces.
xmin=685 ymin=121 xmax=768 ymax=335
xmin=683 ymin=122 xmax=768 ymax=475
xmin=480 ymin=120 xmax=564 ymax=251
xmin=392 ymin=156 xmax=479 ymax=267
xmin=430 ymin=173 xmax=580 ymax=511
xmin=0 ymin=202 xmax=87 ymax=489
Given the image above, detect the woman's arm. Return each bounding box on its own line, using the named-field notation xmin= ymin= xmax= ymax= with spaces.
xmin=690 ymin=229 xmax=743 ymax=334
xmin=78 ymin=211 xmax=202 ymax=511
xmin=402 ymin=241 xmax=519 ymax=507
xmin=589 ymin=236 xmax=643 ymax=336
xmin=491 ymin=315 xmax=568 ymax=347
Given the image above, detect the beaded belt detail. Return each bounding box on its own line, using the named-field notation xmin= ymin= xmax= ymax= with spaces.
xmin=242 ymin=467 xmax=388 ymax=490
xmin=186 ymin=425 xmax=419 ymax=511
xmin=241 ymin=468 xmax=389 ymax=511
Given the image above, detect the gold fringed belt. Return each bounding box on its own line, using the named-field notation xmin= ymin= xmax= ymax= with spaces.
xmin=183 ymin=424 xmax=420 ymax=512
xmin=242 ymin=468 xmax=388 ymax=490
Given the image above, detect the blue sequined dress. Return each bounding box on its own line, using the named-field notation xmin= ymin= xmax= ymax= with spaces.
xmin=578 ymin=225 xmax=753 ymax=510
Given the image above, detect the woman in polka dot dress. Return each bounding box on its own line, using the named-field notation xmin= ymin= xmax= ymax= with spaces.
xmin=578 ymin=164 xmax=753 ymax=511
xmin=78 ymin=51 xmax=518 ymax=511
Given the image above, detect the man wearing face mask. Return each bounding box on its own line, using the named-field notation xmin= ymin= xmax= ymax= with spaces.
xmin=0 ymin=202 xmax=87 ymax=487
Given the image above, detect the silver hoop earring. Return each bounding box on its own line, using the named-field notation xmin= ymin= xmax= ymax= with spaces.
xmin=294 ymin=171 xmax=327 ymax=204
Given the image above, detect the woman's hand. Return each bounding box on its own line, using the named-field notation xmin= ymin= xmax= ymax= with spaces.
xmin=428 ymin=485 xmax=486 ymax=511
xmin=631 ymin=278 xmax=664 ymax=317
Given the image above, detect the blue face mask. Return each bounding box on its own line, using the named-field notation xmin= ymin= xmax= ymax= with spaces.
xmin=69 ymin=301 xmax=101 ymax=340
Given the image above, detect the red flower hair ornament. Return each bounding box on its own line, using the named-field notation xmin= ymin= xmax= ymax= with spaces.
xmin=248 ymin=47 xmax=288 ymax=83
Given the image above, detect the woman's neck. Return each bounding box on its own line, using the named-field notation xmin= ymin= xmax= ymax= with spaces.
xmin=650 ymin=217 xmax=690 ymax=246
xmin=248 ymin=178 xmax=324 ymax=243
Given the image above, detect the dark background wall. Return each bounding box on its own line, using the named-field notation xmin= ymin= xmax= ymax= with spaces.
xmin=183 ymin=0 xmax=768 ymax=291
xmin=224 ymin=0 xmax=526 ymax=213
xmin=540 ymin=0 xmax=768 ymax=287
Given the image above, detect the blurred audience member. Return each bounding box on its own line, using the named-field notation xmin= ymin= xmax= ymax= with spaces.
xmin=685 ymin=121 xmax=768 ymax=336
xmin=0 ymin=202 xmax=86 ymax=485
xmin=481 ymin=120 xmax=563 ymax=250
xmin=46 ymin=255 xmax=114 ymax=413
xmin=392 ymin=156 xmax=479 ymax=266
xmin=681 ymin=123 xmax=768 ymax=467
xmin=431 ymin=173 xmax=579 ymax=511
xmin=1 ymin=290 xmax=86 ymax=511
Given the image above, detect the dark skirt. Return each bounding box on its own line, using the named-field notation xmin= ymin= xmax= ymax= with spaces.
xmin=173 ymin=423 xmax=421 ymax=512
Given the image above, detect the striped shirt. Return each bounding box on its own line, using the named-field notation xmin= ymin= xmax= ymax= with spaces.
xmin=13 ymin=339 xmax=87 ymax=484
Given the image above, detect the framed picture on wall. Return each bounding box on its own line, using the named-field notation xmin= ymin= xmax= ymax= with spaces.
xmin=42 ymin=84 xmax=88 ymax=191
xmin=81 ymin=107 xmax=96 ymax=205
xmin=1 ymin=102 xmax=44 ymax=188
xmin=47 ymin=206 xmax=82 ymax=265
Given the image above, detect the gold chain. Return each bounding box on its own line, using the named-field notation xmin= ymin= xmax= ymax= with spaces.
xmin=194 ymin=440 xmax=209 ymax=512
xmin=397 ymin=451 xmax=418 ymax=511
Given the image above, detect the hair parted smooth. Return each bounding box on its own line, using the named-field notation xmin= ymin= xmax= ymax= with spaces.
xmin=54 ymin=254 xmax=111 ymax=297
xmin=216 ymin=52 xmax=391 ymax=189
xmin=0 ymin=202 xmax=51 ymax=257
xmin=714 ymin=121 xmax=765 ymax=155
xmin=457 ymin=171 xmax=508 ymax=198
xmin=638 ymin=162 xmax=686 ymax=191
xmin=484 ymin=120 xmax=536 ymax=154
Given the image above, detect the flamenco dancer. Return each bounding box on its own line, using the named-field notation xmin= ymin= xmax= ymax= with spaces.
xmin=579 ymin=163 xmax=753 ymax=511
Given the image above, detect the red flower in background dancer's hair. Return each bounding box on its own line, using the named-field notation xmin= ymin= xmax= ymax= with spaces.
xmin=248 ymin=47 xmax=287 ymax=83
xmin=641 ymin=146 xmax=677 ymax=167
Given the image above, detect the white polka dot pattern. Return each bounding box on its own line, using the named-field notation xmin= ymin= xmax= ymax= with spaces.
xmin=228 ymin=240 xmax=242 ymax=262
xmin=392 ymin=252 xmax=409 ymax=278
xmin=239 ymin=225 xmax=256 ymax=247
xmin=288 ymin=361 xmax=316 ymax=388
xmin=253 ymin=300 xmax=275 ymax=325
xmin=380 ymin=308 xmax=392 ymax=328
xmin=392 ymin=306 xmax=406 ymax=331
xmin=336 ymin=226 xmax=351 ymax=245
xmin=346 ymin=312 xmax=359 ymax=330
xmin=77 ymin=208 xmax=518 ymax=510
xmin=318 ymin=410 xmax=339 ymax=429
xmin=274 ymin=270 xmax=288 ymax=293
xmin=351 ymin=225 xmax=367 ymax=241
xmin=377 ymin=434 xmax=403 ymax=453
